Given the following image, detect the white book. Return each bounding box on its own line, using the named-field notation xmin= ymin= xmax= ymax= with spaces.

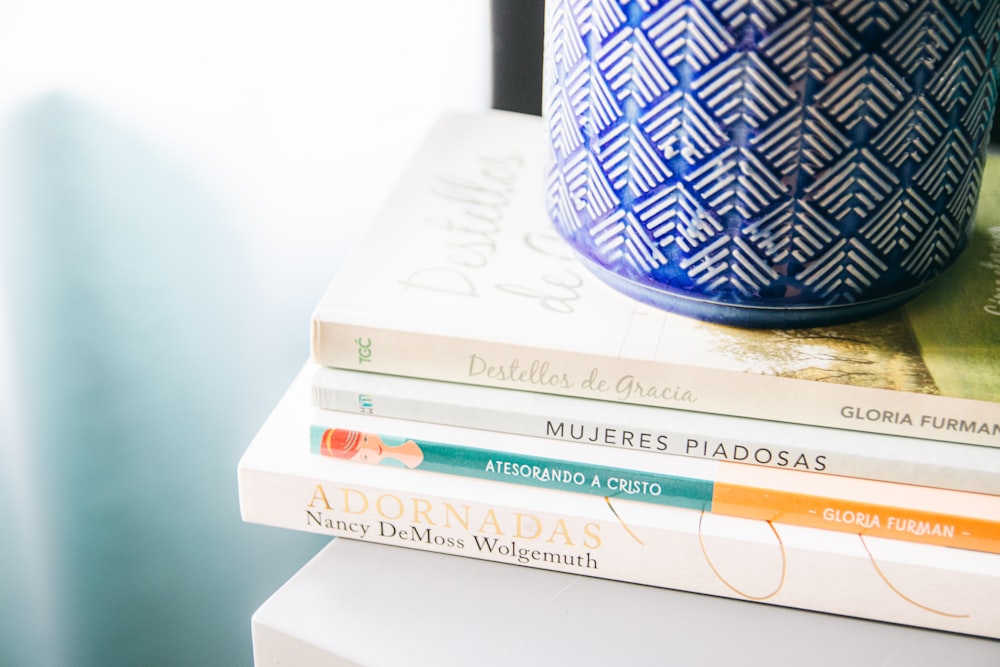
xmin=309 ymin=110 xmax=1000 ymax=448
xmin=251 ymin=539 xmax=1000 ymax=667
xmin=311 ymin=365 xmax=1000 ymax=494
xmin=239 ymin=363 xmax=1000 ymax=639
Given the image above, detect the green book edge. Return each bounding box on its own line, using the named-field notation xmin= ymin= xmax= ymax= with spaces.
xmin=904 ymin=155 xmax=1000 ymax=401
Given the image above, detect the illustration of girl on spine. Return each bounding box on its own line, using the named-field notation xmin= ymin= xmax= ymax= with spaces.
xmin=317 ymin=428 xmax=425 ymax=468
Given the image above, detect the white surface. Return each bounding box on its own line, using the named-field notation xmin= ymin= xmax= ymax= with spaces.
xmin=253 ymin=538 xmax=1000 ymax=667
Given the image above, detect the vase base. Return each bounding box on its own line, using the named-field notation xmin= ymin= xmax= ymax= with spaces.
xmin=577 ymin=255 xmax=929 ymax=329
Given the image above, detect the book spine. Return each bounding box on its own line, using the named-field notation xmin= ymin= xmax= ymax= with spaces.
xmin=311 ymin=319 xmax=1000 ymax=448
xmin=311 ymin=367 xmax=1000 ymax=495
xmin=310 ymin=423 xmax=715 ymax=510
xmin=239 ymin=457 xmax=1000 ymax=639
xmin=308 ymin=412 xmax=1000 ymax=555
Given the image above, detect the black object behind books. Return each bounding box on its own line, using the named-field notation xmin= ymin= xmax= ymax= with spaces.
xmin=491 ymin=1 xmax=1000 ymax=142
xmin=491 ymin=0 xmax=544 ymax=116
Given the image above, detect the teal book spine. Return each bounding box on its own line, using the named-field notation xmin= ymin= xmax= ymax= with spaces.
xmin=310 ymin=424 xmax=714 ymax=511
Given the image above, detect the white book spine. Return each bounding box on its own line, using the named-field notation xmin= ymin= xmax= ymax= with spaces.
xmin=240 ymin=455 xmax=1000 ymax=640
xmin=311 ymin=318 xmax=1000 ymax=448
xmin=310 ymin=366 xmax=1000 ymax=495
xmin=239 ymin=364 xmax=1000 ymax=639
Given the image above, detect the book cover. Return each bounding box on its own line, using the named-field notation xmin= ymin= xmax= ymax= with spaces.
xmin=307 ymin=407 xmax=1000 ymax=555
xmin=311 ymin=365 xmax=1000 ymax=495
xmin=239 ymin=364 xmax=1000 ymax=638
xmin=309 ymin=110 xmax=1000 ymax=447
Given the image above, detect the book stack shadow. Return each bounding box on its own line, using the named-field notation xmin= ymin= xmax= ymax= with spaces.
xmin=238 ymin=111 xmax=1000 ymax=664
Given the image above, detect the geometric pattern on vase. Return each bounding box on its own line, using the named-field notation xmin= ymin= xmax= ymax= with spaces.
xmin=543 ymin=0 xmax=1000 ymax=324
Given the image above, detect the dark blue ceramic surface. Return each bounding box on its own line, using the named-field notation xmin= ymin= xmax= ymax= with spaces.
xmin=544 ymin=0 xmax=1000 ymax=327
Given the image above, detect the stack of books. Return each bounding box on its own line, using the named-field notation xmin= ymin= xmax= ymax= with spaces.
xmin=238 ymin=110 xmax=1000 ymax=645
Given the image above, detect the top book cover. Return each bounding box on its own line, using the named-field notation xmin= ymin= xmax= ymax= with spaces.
xmin=311 ymin=110 xmax=1000 ymax=448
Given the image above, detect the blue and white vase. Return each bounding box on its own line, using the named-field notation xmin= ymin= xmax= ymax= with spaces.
xmin=543 ymin=0 xmax=1000 ymax=327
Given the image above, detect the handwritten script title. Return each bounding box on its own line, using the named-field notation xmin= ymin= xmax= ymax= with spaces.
xmin=398 ymin=152 xmax=584 ymax=314
xmin=984 ymin=224 xmax=1000 ymax=317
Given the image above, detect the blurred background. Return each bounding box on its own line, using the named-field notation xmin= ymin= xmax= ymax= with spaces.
xmin=11 ymin=2 xmax=995 ymax=665
xmin=0 ymin=1 xmax=541 ymax=664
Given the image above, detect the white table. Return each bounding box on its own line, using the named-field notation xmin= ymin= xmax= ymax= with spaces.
xmin=253 ymin=538 xmax=1000 ymax=667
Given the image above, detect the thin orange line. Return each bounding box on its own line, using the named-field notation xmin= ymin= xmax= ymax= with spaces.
xmin=859 ymin=535 xmax=970 ymax=619
xmin=603 ymin=497 xmax=645 ymax=546
xmin=698 ymin=512 xmax=786 ymax=601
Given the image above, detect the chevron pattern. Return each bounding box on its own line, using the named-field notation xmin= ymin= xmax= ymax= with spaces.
xmin=544 ymin=0 xmax=1000 ymax=322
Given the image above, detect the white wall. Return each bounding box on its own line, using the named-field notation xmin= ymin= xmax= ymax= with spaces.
xmin=0 ymin=3 xmax=491 ymax=665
